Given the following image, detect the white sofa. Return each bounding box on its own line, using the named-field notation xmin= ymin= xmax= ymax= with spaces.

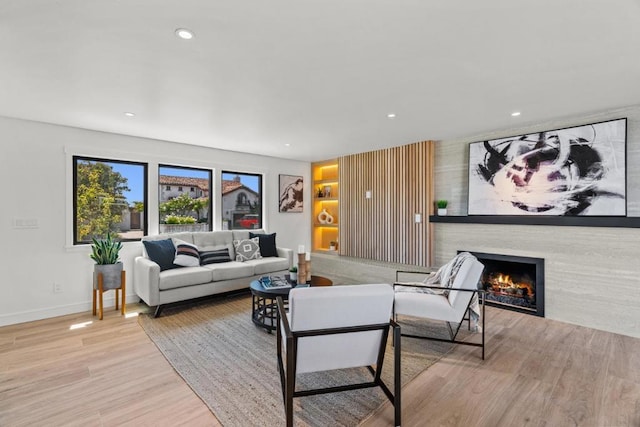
xmin=134 ymin=229 xmax=293 ymax=316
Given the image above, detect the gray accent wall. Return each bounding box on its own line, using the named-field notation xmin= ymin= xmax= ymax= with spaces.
xmin=434 ymin=105 xmax=640 ymax=338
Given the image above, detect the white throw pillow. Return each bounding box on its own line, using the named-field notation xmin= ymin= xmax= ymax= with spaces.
xmin=233 ymin=237 xmax=262 ymax=262
xmin=173 ymin=238 xmax=200 ymax=267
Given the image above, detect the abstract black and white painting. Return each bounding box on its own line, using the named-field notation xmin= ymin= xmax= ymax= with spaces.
xmin=468 ymin=118 xmax=626 ymax=216
xmin=279 ymin=174 xmax=303 ymax=212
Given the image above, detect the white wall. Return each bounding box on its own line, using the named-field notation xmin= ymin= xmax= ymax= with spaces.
xmin=434 ymin=105 xmax=640 ymax=338
xmin=0 ymin=116 xmax=311 ymax=326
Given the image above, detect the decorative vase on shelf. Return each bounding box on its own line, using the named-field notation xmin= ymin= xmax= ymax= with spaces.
xmin=317 ymin=208 xmax=334 ymax=224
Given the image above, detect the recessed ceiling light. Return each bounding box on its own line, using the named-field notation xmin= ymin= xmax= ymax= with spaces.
xmin=511 ymin=111 xmax=521 ymax=117
xmin=175 ymin=28 xmax=195 ymax=40
xmin=387 ymin=113 xmax=396 ymax=119
xmin=284 ymin=143 xmax=291 ymax=147
xmin=124 ymin=112 xmax=135 ymax=117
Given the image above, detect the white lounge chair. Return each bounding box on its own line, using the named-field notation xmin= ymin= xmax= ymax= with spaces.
xmin=276 ymin=284 xmax=401 ymax=426
xmin=394 ymin=255 xmax=486 ymax=359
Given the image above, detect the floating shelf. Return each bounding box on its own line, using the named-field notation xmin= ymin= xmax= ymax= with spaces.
xmin=312 ymin=159 xmax=340 ymax=252
xmin=314 ymin=179 xmax=339 ymax=185
xmin=429 ymin=215 xmax=640 ymax=228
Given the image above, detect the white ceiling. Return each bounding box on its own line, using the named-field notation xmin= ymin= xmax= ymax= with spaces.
xmin=2 ymin=1 xmax=640 ymax=162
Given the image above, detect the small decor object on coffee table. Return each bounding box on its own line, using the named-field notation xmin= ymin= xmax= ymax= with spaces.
xmin=259 ymin=275 xmax=291 ymax=289
xmin=297 ymin=252 xmax=307 ymax=285
xmin=288 ymin=265 xmax=297 ymax=281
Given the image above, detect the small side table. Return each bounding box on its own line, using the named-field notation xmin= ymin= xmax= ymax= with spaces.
xmin=92 ymin=270 xmax=126 ymax=320
xmin=250 ymin=275 xmax=333 ymax=333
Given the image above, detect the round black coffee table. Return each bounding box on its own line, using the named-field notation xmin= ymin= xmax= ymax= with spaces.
xmin=250 ymin=275 xmax=332 ymax=333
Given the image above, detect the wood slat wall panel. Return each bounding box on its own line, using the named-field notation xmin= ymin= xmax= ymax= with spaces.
xmin=339 ymin=141 xmax=434 ymax=266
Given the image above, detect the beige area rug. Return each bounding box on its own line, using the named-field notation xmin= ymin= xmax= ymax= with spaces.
xmin=139 ymin=293 xmax=455 ymax=427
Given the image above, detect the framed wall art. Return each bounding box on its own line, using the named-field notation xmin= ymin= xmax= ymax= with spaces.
xmin=279 ymin=174 xmax=303 ymax=213
xmin=468 ymin=118 xmax=627 ymax=216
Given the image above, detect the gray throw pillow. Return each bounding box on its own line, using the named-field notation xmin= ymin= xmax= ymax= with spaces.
xmin=233 ymin=237 xmax=262 ymax=262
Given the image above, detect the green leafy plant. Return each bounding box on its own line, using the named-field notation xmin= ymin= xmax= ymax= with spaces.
xmin=163 ymin=215 xmax=197 ymax=224
xmin=289 ymin=266 xmax=298 ymax=273
xmin=436 ymin=200 xmax=448 ymax=209
xmin=90 ymin=233 xmax=123 ymax=265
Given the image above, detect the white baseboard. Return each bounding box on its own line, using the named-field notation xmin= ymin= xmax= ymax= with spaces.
xmin=0 ymin=294 xmax=141 ymax=327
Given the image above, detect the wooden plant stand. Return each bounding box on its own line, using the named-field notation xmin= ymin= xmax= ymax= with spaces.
xmin=92 ymin=270 xmax=126 ymax=320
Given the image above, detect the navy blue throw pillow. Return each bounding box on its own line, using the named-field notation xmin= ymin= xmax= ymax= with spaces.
xmin=249 ymin=232 xmax=278 ymax=258
xmin=143 ymin=239 xmax=179 ymax=271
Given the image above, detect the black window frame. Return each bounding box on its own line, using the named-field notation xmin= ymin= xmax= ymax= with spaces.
xmin=222 ymin=170 xmax=263 ymax=230
xmin=73 ymin=155 xmax=148 ymax=245
xmin=159 ymin=164 xmax=213 ymax=231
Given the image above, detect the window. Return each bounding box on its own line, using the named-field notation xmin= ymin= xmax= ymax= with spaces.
xmin=221 ymin=171 xmax=262 ymax=230
xmin=165 ymin=185 xmax=170 ymax=191
xmin=159 ymin=165 xmax=212 ymax=232
xmin=73 ymin=156 xmax=147 ymax=244
xmin=190 ymin=187 xmax=195 ymax=192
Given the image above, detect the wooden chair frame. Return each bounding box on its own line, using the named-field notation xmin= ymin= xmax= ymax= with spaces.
xmin=276 ymin=296 xmax=401 ymax=427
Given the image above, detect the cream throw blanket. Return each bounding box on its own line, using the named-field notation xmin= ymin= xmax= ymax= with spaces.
xmin=395 ymin=252 xmax=482 ymax=331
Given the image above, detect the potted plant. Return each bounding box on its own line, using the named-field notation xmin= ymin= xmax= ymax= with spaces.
xmin=329 ymin=241 xmax=338 ymax=251
xmin=90 ymin=233 xmax=124 ymax=290
xmin=436 ymin=200 xmax=448 ymax=216
xmin=289 ymin=265 xmax=298 ymax=281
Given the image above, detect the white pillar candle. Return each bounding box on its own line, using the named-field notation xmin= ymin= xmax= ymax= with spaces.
xmin=298 ymin=245 xmax=305 ymax=254
xmin=305 ymin=252 xmax=311 ymax=261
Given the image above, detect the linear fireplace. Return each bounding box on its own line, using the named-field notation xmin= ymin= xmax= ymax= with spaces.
xmin=462 ymin=251 xmax=545 ymax=317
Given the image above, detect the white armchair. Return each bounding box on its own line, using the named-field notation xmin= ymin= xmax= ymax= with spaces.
xmin=394 ymin=254 xmax=486 ymax=359
xmin=276 ymin=284 xmax=401 ymax=427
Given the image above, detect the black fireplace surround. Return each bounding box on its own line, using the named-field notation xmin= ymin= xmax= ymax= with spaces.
xmin=461 ymin=251 xmax=545 ymax=317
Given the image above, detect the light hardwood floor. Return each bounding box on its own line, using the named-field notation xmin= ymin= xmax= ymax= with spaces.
xmin=1 ymin=300 xmax=639 ymax=426
xmin=363 ymin=307 xmax=640 ymax=427
xmin=0 ymin=305 xmax=219 ymax=427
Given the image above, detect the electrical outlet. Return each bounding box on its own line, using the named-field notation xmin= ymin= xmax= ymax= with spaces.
xmin=53 ymin=283 xmax=62 ymax=293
